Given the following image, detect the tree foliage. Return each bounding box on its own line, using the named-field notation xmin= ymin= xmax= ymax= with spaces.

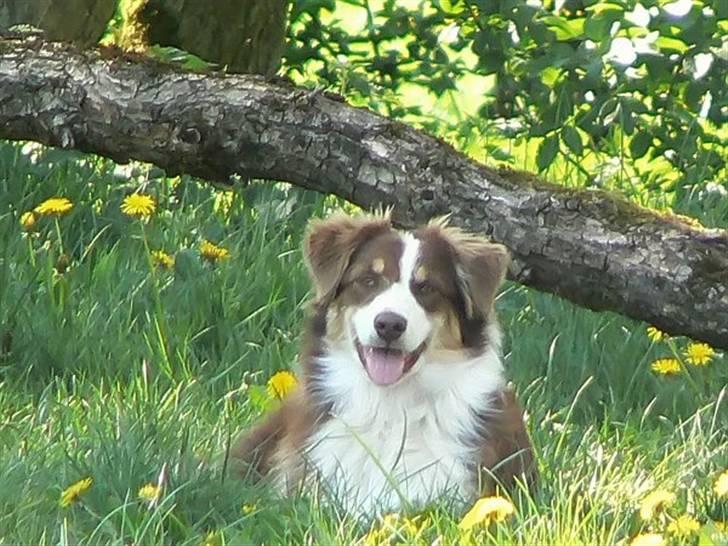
xmin=286 ymin=0 xmax=727 ymax=210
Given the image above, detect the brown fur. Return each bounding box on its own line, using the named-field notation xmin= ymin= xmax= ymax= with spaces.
xmin=304 ymin=211 xmax=394 ymax=304
xmin=229 ymin=212 xmax=536 ymax=499
xmin=476 ymin=385 xmax=537 ymax=492
xmin=418 ymin=219 xmax=510 ymax=321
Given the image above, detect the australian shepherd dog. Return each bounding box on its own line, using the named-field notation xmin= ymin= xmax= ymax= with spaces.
xmin=229 ymin=212 xmax=536 ymax=514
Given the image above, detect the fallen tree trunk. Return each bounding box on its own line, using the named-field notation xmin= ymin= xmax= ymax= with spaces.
xmin=1 ymin=37 xmax=727 ymax=349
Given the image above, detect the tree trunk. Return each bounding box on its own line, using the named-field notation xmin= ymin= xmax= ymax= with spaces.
xmin=124 ymin=0 xmax=288 ymax=75
xmin=0 ymin=0 xmax=115 ymax=46
xmin=1 ymin=38 xmax=726 ymax=349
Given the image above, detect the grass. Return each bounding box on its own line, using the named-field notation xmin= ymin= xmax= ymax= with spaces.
xmin=0 ymin=139 xmax=726 ymax=546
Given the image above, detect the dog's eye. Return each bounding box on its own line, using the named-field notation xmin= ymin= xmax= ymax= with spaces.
xmin=414 ymin=281 xmax=435 ymax=296
xmin=357 ymin=275 xmax=379 ymax=288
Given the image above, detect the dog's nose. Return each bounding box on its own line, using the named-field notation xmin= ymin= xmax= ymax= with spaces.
xmin=374 ymin=312 xmax=407 ymax=342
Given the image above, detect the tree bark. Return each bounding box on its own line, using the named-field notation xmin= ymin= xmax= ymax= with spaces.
xmin=1 ymin=38 xmax=727 ymax=349
xmin=123 ymin=0 xmax=288 ymax=76
xmin=0 ymin=0 xmax=115 ymax=46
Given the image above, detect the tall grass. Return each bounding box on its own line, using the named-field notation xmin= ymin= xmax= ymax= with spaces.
xmin=0 ymin=139 xmax=725 ymax=545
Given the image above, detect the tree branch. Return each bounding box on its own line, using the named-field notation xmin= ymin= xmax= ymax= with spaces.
xmin=1 ymin=37 xmax=727 ymax=349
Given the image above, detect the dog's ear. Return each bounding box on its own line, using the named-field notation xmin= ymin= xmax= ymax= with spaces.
xmin=304 ymin=212 xmax=392 ymax=303
xmin=427 ymin=220 xmax=510 ymax=320
xmin=455 ymin=238 xmax=510 ymax=320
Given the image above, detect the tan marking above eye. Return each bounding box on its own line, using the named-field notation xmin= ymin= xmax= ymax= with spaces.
xmin=371 ymin=258 xmax=385 ymax=274
xmin=414 ymin=265 xmax=428 ymax=283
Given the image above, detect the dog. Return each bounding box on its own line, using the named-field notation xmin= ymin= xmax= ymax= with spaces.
xmin=229 ymin=212 xmax=536 ymax=514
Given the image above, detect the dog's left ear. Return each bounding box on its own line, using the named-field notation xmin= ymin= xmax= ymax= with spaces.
xmin=304 ymin=212 xmax=392 ymax=303
xmin=446 ymin=230 xmax=510 ymax=320
xmin=457 ymin=240 xmax=509 ymax=319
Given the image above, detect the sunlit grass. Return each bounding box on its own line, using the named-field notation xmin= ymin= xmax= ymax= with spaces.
xmin=0 ymin=141 xmax=726 ymax=545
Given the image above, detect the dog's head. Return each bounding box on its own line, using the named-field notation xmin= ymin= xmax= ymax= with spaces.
xmin=304 ymin=212 xmax=509 ymax=387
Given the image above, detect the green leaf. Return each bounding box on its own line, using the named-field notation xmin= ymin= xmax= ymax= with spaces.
xmin=440 ymin=0 xmax=465 ymax=14
xmin=584 ymin=4 xmax=624 ymax=41
xmin=248 ymin=384 xmax=273 ymax=413
xmin=541 ymin=16 xmax=585 ymax=41
xmin=562 ymin=126 xmax=584 ymax=155
xmin=630 ymin=131 xmax=653 ymax=159
xmin=537 ymin=134 xmax=559 ymax=171
xmin=655 ymin=36 xmax=690 ymax=53
xmin=541 ymin=66 xmax=564 ymax=87
xmin=697 ymin=521 xmax=717 ymax=546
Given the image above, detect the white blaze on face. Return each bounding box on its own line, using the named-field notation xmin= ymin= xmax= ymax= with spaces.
xmin=351 ymin=233 xmax=432 ymax=352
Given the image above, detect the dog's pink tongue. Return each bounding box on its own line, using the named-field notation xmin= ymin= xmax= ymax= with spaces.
xmin=364 ymin=347 xmax=405 ymax=386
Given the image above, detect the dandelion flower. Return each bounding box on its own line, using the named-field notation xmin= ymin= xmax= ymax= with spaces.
xmin=20 ymin=211 xmax=37 ymax=231
xmin=363 ymin=513 xmax=424 ymax=546
xmin=121 ymin=193 xmax=156 ymax=218
xmin=639 ymin=489 xmax=675 ymax=520
xmin=267 ymin=371 xmax=297 ymax=400
xmin=630 ymin=533 xmax=665 ymax=546
xmin=646 ymin=326 xmax=665 ymax=342
xmin=399 ymin=515 xmax=428 ymax=537
xmin=35 ymin=197 xmax=73 ymax=216
xmin=714 ymin=469 xmax=728 ymax=498
xmin=202 ymin=531 xmax=222 ymax=546
xmin=459 ymin=496 xmax=515 ymax=530
xmin=684 ymin=342 xmax=714 ymax=366
xmin=199 ymin=240 xmax=230 ymax=263
xmin=59 ymin=477 xmax=93 ymax=507
xmin=362 ymin=525 xmax=388 ymax=546
xmin=650 ymin=358 xmax=681 ymax=375
xmin=151 ymin=250 xmax=175 ymax=269
xmin=667 ymin=514 xmax=700 ymax=537
xmin=138 ymin=483 xmax=161 ymax=502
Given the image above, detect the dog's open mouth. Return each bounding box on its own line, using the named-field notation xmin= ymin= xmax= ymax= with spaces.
xmin=355 ymin=339 xmax=427 ymax=386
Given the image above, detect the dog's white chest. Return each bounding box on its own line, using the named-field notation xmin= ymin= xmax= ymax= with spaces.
xmin=306 ymin=405 xmax=476 ymax=513
xmin=294 ymin=344 xmax=505 ymax=513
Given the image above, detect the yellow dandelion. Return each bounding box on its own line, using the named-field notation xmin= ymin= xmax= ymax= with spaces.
xmin=199 ymin=240 xmax=230 ymax=263
xmin=650 ymin=358 xmax=681 ymax=375
xmin=121 ymin=193 xmax=156 ymax=218
xmin=138 ymin=483 xmax=161 ymax=502
xmin=459 ymin=496 xmax=515 ymax=530
xmin=362 ymin=513 xmax=406 ymax=546
xmin=399 ymin=515 xmax=428 ymax=537
xmin=684 ymin=342 xmax=714 ymax=366
xmin=667 ymin=514 xmax=700 ymax=537
xmin=362 ymin=525 xmax=388 ymax=546
xmin=646 ymin=326 xmax=665 ymax=342
xmin=35 ymin=197 xmax=73 ymax=216
xmin=202 ymin=531 xmax=222 ymax=546
xmin=242 ymin=503 xmax=257 ymax=514
xmin=639 ymin=489 xmax=675 ymax=520
xmin=714 ymin=469 xmax=728 ymax=498
xmin=267 ymin=371 xmax=298 ymax=400
xmin=20 ymin=211 xmax=37 ymax=231
xmin=59 ymin=477 xmax=93 ymax=507
xmin=380 ymin=513 xmax=401 ymax=527
xmin=630 ymin=533 xmax=665 ymax=546
xmin=151 ymin=250 xmax=175 ymax=269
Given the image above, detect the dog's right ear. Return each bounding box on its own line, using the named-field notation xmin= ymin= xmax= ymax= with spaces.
xmin=304 ymin=212 xmax=392 ymax=303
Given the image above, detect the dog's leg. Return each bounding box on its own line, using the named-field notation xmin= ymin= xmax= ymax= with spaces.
xmin=227 ymin=408 xmax=286 ymax=479
xmin=478 ymin=386 xmax=538 ymax=493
